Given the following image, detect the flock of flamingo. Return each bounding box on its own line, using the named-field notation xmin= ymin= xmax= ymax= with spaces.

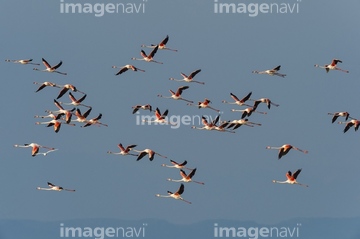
xmin=6 ymin=35 xmax=351 ymax=202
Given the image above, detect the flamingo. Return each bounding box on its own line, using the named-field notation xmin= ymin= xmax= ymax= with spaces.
xmin=133 ymin=148 xmax=167 ymax=161
xmin=141 ymin=35 xmax=178 ymax=52
xmin=167 ymin=168 xmax=205 ymax=185
xmin=191 ymin=115 xmax=220 ymax=131
xmin=37 ymin=182 xmax=75 ymax=192
xmin=107 ymin=144 xmax=137 ymax=156
xmin=231 ymin=107 xmax=267 ymax=119
xmin=161 ymin=160 xmax=193 ymax=170
xmin=132 ymin=104 xmax=152 ymax=114
xmin=214 ymin=121 xmax=235 ymax=133
xmin=314 ymin=59 xmax=349 ymax=73
xmin=56 ymin=84 xmax=85 ymax=99
xmin=13 ymin=143 xmax=57 ymax=157
xmin=33 ymin=81 xmax=59 ymax=92
xmin=266 ymin=144 xmax=308 ymax=159
xmin=112 ymin=64 xmax=145 ymax=75
xmin=338 ymin=119 xmax=360 ymax=133
xmin=328 ymin=112 xmax=353 ymax=123
xmin=58 ymin=92 xmax=91 ymax=108
xmin=272 ymin=169 xmax=308 ymax=187
xmin=35 ymin=119 xmax=75 ymax=133
xmin=158 ymin=86 xmax=194 ymax=103
xmin=252 ymin=65 xmax=286 ymax=78
xmin=155 ymin=183 xmax=191 ymax=204
xmin=142 ymin=107 xmax=176 ymax=126
xmin=222 ymin=92 xmax=252 ymax=107
xmin=131 ymin=45 xmax=163 ymax=64
xmin=169 ymin=69 xmax=204 ymax=84
xmin=187 ymin=98 xmax=220 ymax=112
xmin=252 ymin=98 xmax=279 ymax=109
xmin=33 ymin=58 xmax=67 ymax=75
xmin=5 ymin=59 xmax=40 ymax=65
xmin=45 ymin=99 xmax=75 ymax=124
xmin=34 ymin=112 xmax=61 ymax=120
xmin=225 ymin=119 xmax=261 ymax=130
xmin=82 ymin=113 xmax=108 ymax=127
xmin=71 ymin=108 xmax=92 ymax=123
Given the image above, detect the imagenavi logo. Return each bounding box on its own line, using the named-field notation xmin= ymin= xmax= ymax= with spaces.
xmin=213 ymin=223 xmax=302 ymax=238
xmin=214 ymin=0 xmax=301 ymax=17
xmin=60 ymin=0 xmax=147 ymax=17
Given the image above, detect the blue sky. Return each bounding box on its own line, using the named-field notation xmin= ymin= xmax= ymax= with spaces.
xmin=1 ymin=0 xmax=360 ymax=232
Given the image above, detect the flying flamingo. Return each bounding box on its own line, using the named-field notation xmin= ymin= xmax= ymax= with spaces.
xmin=222 ymin=92 xmax=252 ymax=107
xmin=252 ymin=65 xmax=286 ymax=78
xmin=225 ymin=119 xmax=261 ymax=130
xmin=132 ymin=104 xmax=152 ymax=114
xmin=272 ymin=169 xmax=308 ymax=187
xmin=158 ymin=86 xmax=194 ymax=103
xmin=133 ymin=148 xmax=168 ymax=161
xmin=187 ymin=98 xmax=220 ymax=112
xmin=58 ymin=92 xmax=91 ymax=108
xmin=45 ymin=99 xmax=75 ymax=124
xmin=5 ymin=59 xmax=40 ymax=65
xmin=33 ymin=58 xmax=67 ymax=75
xmin=56 ymin=84 xmax=85 ymax=99
xmin=141 ymin=35 xmax=178 ymax=52
xmin=33 ymin=81 xmax=59 ymax=92
xmin=107 ymin=144 xmax=137 ymax=156
xmin=338 ymin=119 xmax=360 ymax=133
xmin=155 ymin=183 xmax=191 ymax=204
xmin=13 ymin=143 xmax=57 ymax=157
xmin=36 ymin=119 xmax=75 ymax=133
xmin=314 ymin=59 xmax=349 ymax=73
xmin=191 ymin=115 xmax=220 ymax=131
xmin=167 ymin=168 xmax=205 ymax=185
xmin=252 ymin=98 xmax=279 ymax=109
xmin=161 ymin=160 xmax=193 ymax=170
xmin=328 ymin=112 xmax=353 ymax=123
xmin=112 ymin=64 xmax=145 ymax=75
xmin=231 ymin=107 xmax=267 ymax=119
xmin=82 ymin=113 xmax=108 ymax=127
xmin=37 ymin=182 xmax=75 ymax=192
xmin=214 ymin=121 xmax=235 ymax=133
xmin=34 ymin=112 xmax=61 ymax=120
xmin=131 ymin=45 xmax=163 ymax=64
xmin=142 ymin=107 xmax=176 ymax=126
xmin=169 ymin=69 xmax=204 ymax=84
xmin=266 ymin=144 xmax=308 ymax=159
xmin=71 ymin=108 xmax=92 ymax=123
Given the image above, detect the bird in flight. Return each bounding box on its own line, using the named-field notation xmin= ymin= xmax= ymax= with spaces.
xmin=167 ymin=168 xmax=205 ymax=185
xmin=252 ymin=65 xmax=286 ymax=77
xmin=5 ymin=58 xmax=40 ymax=65
xmin=158 ymin=86 xmax=194 ymax=103
xmin=272 ymin=169 xmax=309 ymax=187
xmin=169 ymin=69 xmax=204 ymax=84
xmin=266 ymin=144 xmax=308 ymax=159
xmin=33 ymin=58 xmax=67 ymax=75
xmin=112 ymin=64 xmax=145 ymax=75
xmin=314 ymin=59 xmax=349 ymax=73
xmin=155 ymin=183 xmax=191 ymax=204
xmin=107 ymin=144 xmax=137 ymax=156
xmin=37 ymin=182 xmax=75 ymax=192
xmin=141 ymin=35 xmax=178 ymax=52
xmin=14 ymin=143 xmax=57 ymax=157
xmin=131 ymin=45 xmax=163 ymax=64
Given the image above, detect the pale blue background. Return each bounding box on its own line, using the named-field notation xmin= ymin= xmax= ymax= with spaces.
xmin=0 ymin=0 xmax=359 ymax=236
